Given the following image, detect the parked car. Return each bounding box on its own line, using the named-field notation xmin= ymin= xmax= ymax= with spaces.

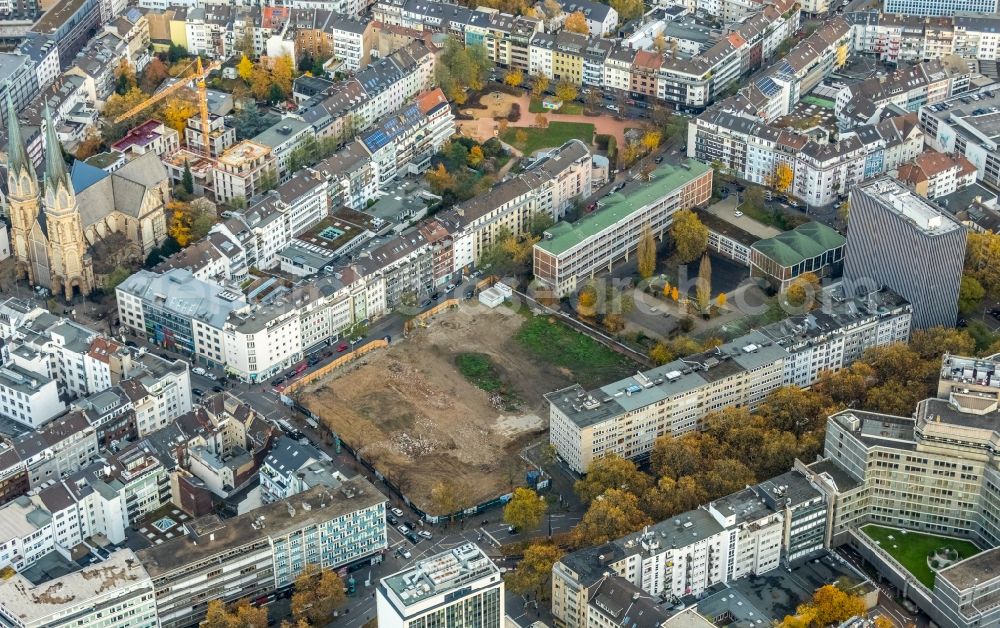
xmin=391 ymin=507 xmax=404 ymax=516
xmin=397 ymin=525 xmax=410 ymax=534
xmin=192 ymin=388 xmax=204 ymax=397
xmin=445 ymin=283 xmax=456 ymax=293
xmin=406 ymin=532 xmax=420 ymax=544
xmin=212 ymin=385 xmax=224 ymax=393
xmin=387 ymin=514 xmax=398 ymax=525
xmin=270 ymin=377 xmax=285 ymax=387
xmin=418 ymin=530 xmax=432 ymax=539
xmin=337 ymin=343 xmax=348 ymax=352
xmin=192 ymin=367 xmax=206 ymax=376
xmin=430 ymin=292 xmax=441 ymax=301
xmin=606 ymin=103 xmax=620 ymax=112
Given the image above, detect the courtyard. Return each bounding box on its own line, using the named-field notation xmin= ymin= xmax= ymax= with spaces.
xmin=860 ymin=524 xmax=982 ymax=588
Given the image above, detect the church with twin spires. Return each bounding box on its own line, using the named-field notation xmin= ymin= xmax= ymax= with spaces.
xmin=5 ymin=96 xmax=170 ymax=301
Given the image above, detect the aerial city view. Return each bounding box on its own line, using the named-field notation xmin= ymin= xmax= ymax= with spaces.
xmin=0 ymin=0 xmax=998 ymax=623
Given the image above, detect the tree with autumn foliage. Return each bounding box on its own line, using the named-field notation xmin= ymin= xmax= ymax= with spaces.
xmin=503 ymin=487 xmax=547 ymax=532
xmin=140 ymin=57 xmax=169 ymax=93
xmin=785 ymin=271 xmax=821 ymax=310
xmin=531 ymin=73 xmax=550 ymax=99
xmin=290 ymin=565 xmax=346 ymax=624
xmin=505 ymin=543 xmax=563 ymax=600
xmin=669 ymin=208 xmax=708 ymax=264
xmin=199 ymin=599 xmax=268 ymax=628
xmin=237 ymin=54 xmax=254 ymax=81
xmin=162 ymin=95 xmax=199 ymax=137
xmin=641 ymin=130 xmax=661 ymax=153
xmin=425 ymin=163 xmax=455 ymax=194
xmin=575 ymin=454 xmax=652 ymax=503
xmin=115 ymin=58 xmax=137 ymax=95
xmin=103 ymin=87 xmax=149 ymax=123
xmin=75 ymin=127 xmax=103 ymax=160
xmin=575 ymin=488 xmax=651 ymax=547
xmin=779 ymin=584 xmax=866 ymax=627
xmin=554 ymin=81 xmax=578 ymax=103
xmin=769 ymin=161 xmax=794 ymax=194
xmin=564 ymin=11 xmax=589 ymax=33
xmin=167 ymin=201 xmax=194 ymax=247
xmin=637 ymin=223 xmax=656 ymax=279
xmin=271 ymin=54 xmax=295 ymax=96
xmin=504 ymin=68 xmax=524 ymax=87
xmin=468 ymin=145 xmax=485 ymax=167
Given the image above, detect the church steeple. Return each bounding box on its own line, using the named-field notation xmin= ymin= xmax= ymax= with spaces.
xmin=6 ymin=93 xmax=31 ymax=180
xmin=42 ymin=104 xmax=74 ymax=212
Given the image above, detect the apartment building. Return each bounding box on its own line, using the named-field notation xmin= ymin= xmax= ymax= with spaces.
xmin=137 ymin=482 xmax=386 ymax=627
xmin=843 ymin=177 xmax=965 ymax=329
xmin=759 ymin=285 xmax=912 ymax=387
xmin=288 ymin=10 xmax=374 ymax=72
xmin=835 ymin=56 xmax=970 ymax=128
xmin=896 ymin=150 xmax=977 ymax=199
xmin=211 ymin=140 xmax=277 ymax=204
xmin=550 ymin=283 xmax=912 ymax=473
xmin=551 ymin=469 xmax=827 ymax=627
xmin=116 ymin=268 xmax=248 ymax=368
xmin=0 ymin=365 xmax=64 ymax=429
xmin=315 ymin=140 xmax=379 ymax=210
xmin=359 ymin=88 xmax=455 ymax=185
xmin=259 ymin=436 xmax=340 ymax=503
xmin=300 ymin=41 xmax=434 ymax=142
xmin=438 ymin=139 xmax=592 ymax=273
xmin=883 ymin=0 xmax=998 ymax=17
xmin=920 ymin=85 xmax=1000 ymax=190
xmin=533 ymin=160 xmax=712 ymax=297
xmin=0 ymin=549 xmax=157 ymax=628
xmin=111 ymin=119 xmax=180 ymax=160
xmin=690 ymin=105 xmax=923 ymax=206
xmin=548 ymin=330 xmax=786 ymax=474
xmin=377 ymin=544 xmax=504 ymax=628
xmin=222 ymin=273 xmax=360 ymax=382
xmin=10 ymin=410 xmax=98 ymax=488
xmin=0 ymin=55 xmax=37 ymax=129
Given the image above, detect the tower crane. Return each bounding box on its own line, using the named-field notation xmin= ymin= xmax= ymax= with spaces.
xmin=111 ymin=57 xmax=220 ymax=157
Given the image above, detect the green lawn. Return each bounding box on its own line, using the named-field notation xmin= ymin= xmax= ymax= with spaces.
xmin=515 ymin=314 xmax=635 ymax=388
xmin=528 ymin=98 xmax=583 ymax=115
xmin=456 ymin=352 xmax=519 ymax=410
xmin=456 ymin=353 xmax=504 ymax=392
xmin=860 ymin=525 xmax=982 ymax=588
xmin=501 ymin=122 xmax=594 ymax=154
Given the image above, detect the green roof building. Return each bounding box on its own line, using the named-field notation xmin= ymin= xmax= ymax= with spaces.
xmin=533 ymin=160 xmax=713 ymax=297
xmin=749 ymin=221 xmax=846 ymax=289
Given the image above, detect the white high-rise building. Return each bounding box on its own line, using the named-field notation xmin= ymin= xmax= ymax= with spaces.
xmin=377 ymin=544 xmax=504 ymax=628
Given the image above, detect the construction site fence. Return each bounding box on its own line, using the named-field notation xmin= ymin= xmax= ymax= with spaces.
xmin=282 ymin=339 xmax=388 ymax=394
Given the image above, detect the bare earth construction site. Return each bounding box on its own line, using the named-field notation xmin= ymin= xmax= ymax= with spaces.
xmin=300 ymin=306 xmax=580 ymax=512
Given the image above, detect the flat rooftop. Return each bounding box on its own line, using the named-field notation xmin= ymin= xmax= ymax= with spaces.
xmin=0 ymin=549 xmax=150 ymax=623
xmin=136 ymin=480 xmax=385 ymax=577
xmin=856 ymin=177 xmax=963 ymax=236
xmin=217 ymin=140 xmax=271 ymax=167
xmin=535 ymin=159 xmax=712 ymax=257
xmin=937 ymin=548 xmax=1000 ymax=589
xmin=382 ymin=543 xmax=498 ymax=607
xmin=33 ymin=0 xmax=89 ymax=34
xmin=546 ymin=330 xmax=787 ymax=429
